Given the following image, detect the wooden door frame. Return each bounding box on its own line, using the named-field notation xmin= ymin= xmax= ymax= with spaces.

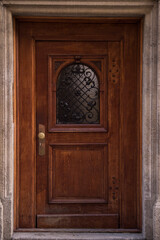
xmin=14 ymin=17 xmax=142 ymax=232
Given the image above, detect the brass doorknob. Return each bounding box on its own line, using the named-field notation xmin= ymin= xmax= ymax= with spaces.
xmin=38 ymin=132 xmax=45 ymax=139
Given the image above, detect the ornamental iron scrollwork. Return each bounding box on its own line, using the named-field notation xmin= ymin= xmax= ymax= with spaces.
xmin=56 ymin=63 xmax=100 ymax=124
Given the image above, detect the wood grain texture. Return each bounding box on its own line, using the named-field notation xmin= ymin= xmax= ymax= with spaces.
xmin=16 ymin=18 xmax=142 ymax=230
xmin=120 ymin=24 xmax=140 ymax=229
xmin=37 ymin=214 xmax=119 ymax=228
xmin=108 ymin=41 xmax=120 ymax=213
xmin=35 ymin=38 xmax=118 ymax=228
xmin=18 ymin=22 xmax=36 ymax=228
xmin=49 ymin=144 xmax=108 ymax=204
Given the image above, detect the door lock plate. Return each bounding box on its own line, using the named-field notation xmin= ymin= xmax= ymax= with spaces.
xmin=38 ymin=124 xmax=45 ymax=156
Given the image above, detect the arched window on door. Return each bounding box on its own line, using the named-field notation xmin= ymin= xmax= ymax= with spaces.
xmin=56 ymin=63 xmax=100 ymax=124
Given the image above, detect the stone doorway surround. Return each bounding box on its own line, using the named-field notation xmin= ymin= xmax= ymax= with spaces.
xmin=0 ymin=0 xmax=160 ymax=239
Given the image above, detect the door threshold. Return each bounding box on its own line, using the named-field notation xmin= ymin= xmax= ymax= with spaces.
xmin=12 ymin=232 xmax=145 ymax=240
xmin=15 ymin=228 xmax=141 ymax=233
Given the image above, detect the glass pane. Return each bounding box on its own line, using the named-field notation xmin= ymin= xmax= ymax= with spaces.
xmin=56 ymin=63 xmax=100 ymax=124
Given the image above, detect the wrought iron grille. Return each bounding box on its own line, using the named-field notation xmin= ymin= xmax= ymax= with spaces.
xmin=56 ymin=63 xmax=100 ymax=124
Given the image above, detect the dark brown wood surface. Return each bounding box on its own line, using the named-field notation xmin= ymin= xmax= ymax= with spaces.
xmin=15 ymin=18 xmax=142 ymax=230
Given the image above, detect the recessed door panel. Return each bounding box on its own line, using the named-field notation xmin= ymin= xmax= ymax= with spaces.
xmin=49 ymin=144 xmax=108 ymax=204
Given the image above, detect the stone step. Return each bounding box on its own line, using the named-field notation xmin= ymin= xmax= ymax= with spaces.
xmin=12 ymin=232 xmax=145 ymax=240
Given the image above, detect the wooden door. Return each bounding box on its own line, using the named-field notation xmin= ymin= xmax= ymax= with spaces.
xmin=15 ymin=19 xmax=142 ymax=230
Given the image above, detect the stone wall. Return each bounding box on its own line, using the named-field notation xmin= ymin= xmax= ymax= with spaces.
xmin=0 ymin=0 xmax=159 ymax=239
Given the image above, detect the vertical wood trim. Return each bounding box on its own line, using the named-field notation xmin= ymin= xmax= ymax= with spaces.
xmin=136 ymin=19 xmax=143 ymax=230
xmin=119 ymin=38 xmax=124 ymax=229
xmin=18 ymin=23 xmax=36 ymax=228
xmin=48 ymin=56 xmax=53 ymax=131
xmin=120 ymin=23 xmax=141 ymax=228
xmin=32 ymin=37 xmax=36 ymax=227
xmin=108 ymin=41 xmax=120 ymax=215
